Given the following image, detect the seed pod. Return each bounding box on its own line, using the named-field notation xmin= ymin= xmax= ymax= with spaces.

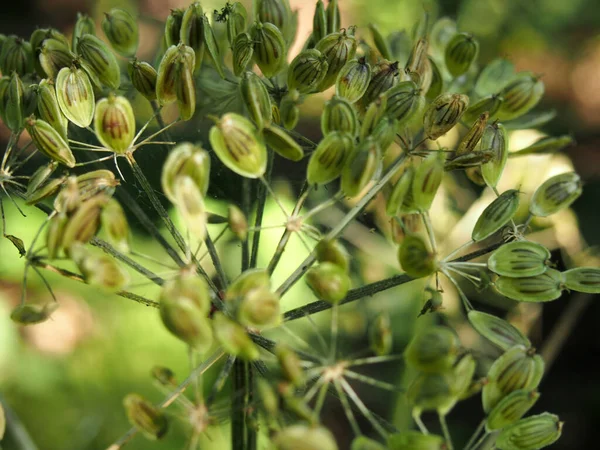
xmin=262 ymin=124 xmax=303 ymax=161
xmin=0 ymin=76 xmax=9 ymax=121
xmin=370 ymin=313 xmax=392 ymax=356
xmin=529 ymin=172 xmax=582 ymax=217
xmin=38 ymin=38 xmax=74 ymax=80
xmin=444 ymin=32 xmax=478 ymax=77
xmin=171 ymin=176 xmax=206 ymax=241
xmin=307 ymin=131 xmax=354 ymax=185
xmin=237 ymin=284 xmax=281 ymax=328
xmin=405 ymin=38 xmax=429 ymax=83
xmin=156 ymin=43 xmax=194 ymax=105
xmin=495 ymin=413 xmax=562 ymax=450
xmin=200 ymin=15 xmax=225 ymax=78
xmin=495 ymin=269 xmax=564 ymax=302
xmin=61 ymin=196 xmax=108 ymax=251
xmin=387 ymin=430 xmax=446 ymax=450
xmin=10 ymin=303 xmax=58 ymax=325
xmin=31 ymin=29 xmax=69 ymax=77
xmin=159 ymin=293 xmax=213 ymax=352
xmin=165 ymin=9 xmax=184 ymax=47
xmin=305 ymin=262 xmax=350 ymax=304
xmin=0 ymin=36 xmax=34 ymax=76
xmin=369 ymin=23 xmax=391 ymax=60
xmin=341 ymin=137 xmax=381 ymax=197
xmin=475 ymin=58 xmax=515 ymax=98
xmin=279 ymin=90 xmax=301 ymax=130
xmin=26 ymin=176 xmax=65 ymax=205
xmin=25 ymin=116 xmax=76 ymax=167
xmin=425 ymin=57 xmax=444 ymax=102
xmin=361 ymin=60 xmax=401 ymax=106
xmin=76 ymin=34 xmax=121 ymax=90
xmin=351 ymin=436 xmax=385 ymax=450
xmin=151 ymin=366 xmax=176 ymax=386
xmin=55 ymin=65 xmax=95 ymax=128
xmin=127 ymin=59 xmax=157 ymax=101
xmin=313 ymin=0 xmax=327 ymax=43
xmin=412 ymin=152 xmax=445 ymax=212
xmin=174 ymin=52 xmax=196 ymax=121
xmin=384 ymin=80 xmax=424 ymax=126
xmin=226 ymin=2 xmax=248 ymax=44
xmin=213 ymin=312 xmax=260 ymax=360
xmin=5 ymin=73 xmax=24 ymax=132
xmin=102 ymin=8 xmax=138 ymax=57
xmin=463 ymin=94 xmax=503 ymax=125
xmin=228 ymin=204 xmax=248 ymax=241
xmin=72 ymin=13 xmax=96 ymax=49
xmin=321 ymin=96 xmax=358 ymax=136
xmin=481 ymin=122 xmax=508 ymax=188
xmin=483 ymin=345 xmax=545 ymax=413
xmin=424 ymin=93 xmax=469 ymax=140
xmin=398 ymin=234 xmax=437 ymax=278
xmin=287 ymin=49 xmax=328 ymax=94
xmin=123 ymin=394 xmax=168 ymax=440
xmin=371 ymin=116 xmax=398 ymax=154
xmin=316 ymin=238 xmax=349 ymax=272
xmin=70 ymin=243 xmax=130 ymax=291
xmin=27 ymin=162 xmax=58 ymax=202
xmin=360 ymin=94 xmax=387 ymax=139
xmin=101 ymin=198 xmax=130 ymax=253
xmin=315 ymin=29 xmax=358 ymax=91
xmin=76 ymin=169 xmax=119 ymax=200
xmin=36 ymin=79 xmax=68 ymax=139
xmin=404 ymin=325 xmax=459 ymax=373
xmin=161 ymin=143 xmax=210 ymax=203
xmin=430 ymin=16 xmax=457 ymax=55
xmin=250 ymin=21 xmax=286 ymax=78
xmin=468 ymin=310 xmax=531 ymax=351
xmin=336 ymin=57 xmax=371 ymax=103
xmin=472 ymin=189 xmax=520 ymax=242
xmin=563 ymin=267 xmax=600 ymax=293
xmin=451 ymin=353 xmax=477 ymax=401
xmin=486 ymin=389 xmax=540 ymax=431
xmin=488 ymin=241 xmax=550 ymax=278
xmin=276 ymin=344 xmax=303 ymax=387
xmin=496 ymin=72 xmax=544 ymax=121
xmin=232 ymin=32 xmax=254 ymax=77
xmin=272 ymin=424 xmax=338 ymax=450
xmin=226 ymin=269 xmax=271 ymax=302
xmin=94 ymin=94 xmax=135 ymax=153
xmin=53 ymin=176 xmax=80 ymax=214
xmin=240 ymin=71 xmax=272 ymax=129
xmin=408 ymin=371 xmax=455 ymax=414
xmin=457 ymin=113 xmax=488 ymax=156
xmin=257 ymin=0 xmax=293 ymax=36
xmin=445 ymin=151 xmax=494 ymax=172
xmin=209 ymin=112 xmax=267 ymax=178
xmin=161 ymin=268 xmax=211 ymax=315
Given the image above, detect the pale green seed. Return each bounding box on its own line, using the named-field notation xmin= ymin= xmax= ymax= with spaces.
xmin=488 ymin=241 xmax=550 ymax=278
xmin=494 ymin=269 xmax=564 ymax=302
xmin=472 ymin=189 xmax=520 ymax=242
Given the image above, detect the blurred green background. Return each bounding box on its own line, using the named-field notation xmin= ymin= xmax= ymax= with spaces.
xmin=1 ymin=0 xmax=600 ymax=449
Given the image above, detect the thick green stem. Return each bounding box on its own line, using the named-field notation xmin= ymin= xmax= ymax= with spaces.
xmin=232 ymin=359 xmax=249 ymax=450
xmin=276 ymin=153 xmax=408 ymax=296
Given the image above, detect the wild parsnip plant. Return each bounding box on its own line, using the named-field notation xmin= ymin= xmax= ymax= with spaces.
xmin=0 ymin=0 xmax=593 ymax=448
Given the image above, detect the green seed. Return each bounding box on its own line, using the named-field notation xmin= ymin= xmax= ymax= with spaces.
xmin=412 ymin=151 xmax=445 ymax=212
xmin=287 ymin=48 xmax=329 ymax=94
xmin=179 ymin=2 xmax=205 ymax=71
xmin=474 ymin=58 xmax=515 ymax=97
xmin=462 ymin=94 xmax=503 ymax=124
xmin=238 ymin=286 xmax=281 ymax=329
xmin=404 ymin=325 xmax=459 ymax=373
xmin=369 ymin=313 xmax=393 ymax=356
xmin=312 ymin=0 xmax=327 ymax=43
xmin=361 ymin=60 xmax=401 ymax=107
xmin=488 ymin=241 xmax=550 ymax=278
xmin=228 ymin=204 xmax=248 ymax=241
xmin=123 ymin=394 xmax=168 ymax=440
xmin=496 ymin=413 xmax=563 ymax=450
xmin=486 ymin=389 xmax=540 ymax=431
xmin=55 ymin=65 xmax=95 ymax=128
xmin=407 ymin=371 xmax=456 ymax=413
xmin=212 ymin=312 xmax=260 ymax=360
xmin=315 ymin=28 xmax=358 ymax=91
xmin=321 ymin=95 xmax=358 ymax=136
xmin=76 ymin=34 xmax=121 ymax=90
xmin=457 ymin=112 xmax=489 ymax=156
xmin=70 ymin=243 xmax=130 ymax=291
xmin=305 ymin=262 xmax=351 ymax=304
xmin=423 ymin=93 xmax=469 ymax=140
xmin=36 ymin=79 xmax=68 ymax=139
xmin=250 ymin=21 xmax=286 ymax=78
xmin=384 ymin=80 xmax=424 ymax=126
xmin=25 ymin=116 xmax=76 ymax=167
xmin=101 ymin=198 xmax=131 ymax=253
xmin=386 ymin=167 xmax=414 ymax=217
xmin=102 ymin=8 xmax=139 ymax=57
xmin=444 ymin=32 xmax=479 ymax=77
xmin=272 ymin=424 xmax=338 ymax=450
xmin=38 ymin=38 xmax=74 ymax=80
xmin=529 ymin=172 xmax=582 ymax=217
xmin=240 ymin=71 xmax=272 ymax=129
xmin=164 ymin=9 xmax=184 ymax=47
xmin=398 ymin=233 xmax=437 ymax=278
xmin=335 ymin=57 xmax=372 ymax=103
xmin=72 ymin=13 xmax=96 ymax=49
xmin=262 ymin=124 xmax=304 ymax=161
xmin=307 ymin=131 xmax=354 ymax=186
xmin=563 ymin=267 xmax=600 ymax=293
xmin=172 ymin=176 xmax=207 ymax=241
xmin=94 ymin=94 xmax=136 ymax=153
xmin=496 ymin=72 xmax=544 ymax=121
xmin=468 ymin=310 xmax=531 ymax=351
xmin=226 ymin=269 xmax=271 ymax=302
xmin=5 ymin=72 xmax=24 ymax=133
xmin=369 ymin=23 xmax=391 ymax=60
xmin=161 ymin=142 xmax=210 ymax=202
xmin=387 ymin=430 xmax=446 ymax=450
xmin=341 ymin=137 xmax=381 ymax=198
xmin=472 ymin=189 xmax=520 ymax=242
xmin=495 ymin=269 xmax=564 ymax=302
xmin=481 ymin=122 xmax=509 ymax=188
xmin=226 ymin=2 xmax=248 ymax=44
xmin=315 ymin=238 xmax=350 ymax=272
xmin=276 ymin=344 xmax=304 ymax=387
xmin=232 ymin=32 xmax=254 ymax=77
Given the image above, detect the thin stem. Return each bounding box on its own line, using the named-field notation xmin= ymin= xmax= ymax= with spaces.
xmin=463 ymin=419 xmax=486 ymax=450
xmin=343 ymin=369 xmax=403 ymax=392
xmin=467 ymin=431 xmax=490 ymax=450
xmin=441 ymin=268 xmax=474 ymax=311
xmin=422 ymin=212 xmax=438 ymax=255
xmin=204 ymin=229 xmax=228 ymax=289
xmin=206 ymin=356 xmax=236 ymax=405
xmin=413 ymin=412 xmax=429 ymax=434
xmin=313 ymin=379 xmax=330 ymax=418
xmin=250 ymin=152 xmax=274 ymax=268
xmin=439 ymin=413 xmax=454 ymax=450
xmin=333 ymin=378 xmax=362 ymax=436
xmin=330 ymin=302 xmax=339 ymax=362
xmin=150 ymin=100 xmax=174 ymax=143
xmin=339 ymin=377 xmax=388 ymax=439
xmin=0 ymin=394 xmax=39 ymax=450
xmin=443 ymin=240 xmax=475 ymax=262
xmin=277 ymin=153 xmax=407 ymax=296
xmin=241 ymin=178 xmax=251 ymax=271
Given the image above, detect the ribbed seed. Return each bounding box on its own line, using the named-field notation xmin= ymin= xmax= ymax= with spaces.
xmin=335 ymin=57 xmax=371 ymax=103
xmin=494 ymin=269 xmax=564 ymax=302
xmin=487 ymin=241 xmax=550 ymax=278
xmin=307 ymin=131 xmax=354 ymax=185
xmin=468 ymin=310 xmax=531 ymax=351
xmin=529 ymin=172 xmax=582 ymax=217
xmin=472 ymin=189 xmax=520 ymax=242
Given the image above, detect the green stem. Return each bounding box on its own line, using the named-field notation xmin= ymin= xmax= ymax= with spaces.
xmin=0 ymin=394 xmax=39 ymax=450
xmin=232 ymin=359 xmax=249 ymax=450
xmin=204 ymin=230 xmax=228 ymax=289
xmin=242 ymin=178 xmax=251 ymax=271
xmin=276 ymin=153 xmax=407 ymax=296
xmin=439 ymin=413 xmax=454 ymax=450
xmin=250 ymin=152 xmax=274 ymax=269
xmin=463 ymin=419 xmax=486 ymax=450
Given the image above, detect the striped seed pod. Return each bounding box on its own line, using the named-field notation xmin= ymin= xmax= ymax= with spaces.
xmin=240 ymin=71 xmax=272 ymax=129
xmin=412 ymin=152 xmax=445 ymax=212
xmin=257 ymin=0 xmax=293 ymax=36
xmin=360 ymin=95 xmax=387 ymax=139
xmin=404 ymin=325 xmax=459 ymax=373
xmin=31 ymin=28 xmax=69 ymax=78
xmin=70 ymin=243 xmax=130 ymax=291
xmin=494 ymin=269 xmax=564 ymax=302
xmin=156 ymin=43 xmax=195 ymax=105
xmin=53 ymin=176 xmax=80 ymax=214
xmin=38 ymin=38 xmax=74 ymax=79
xmin=496 ymin=72 xmax=544 ymax=121
xmin=262 ymin=125 xmax=303 ymax=161
xmin=315 ymin=28 xmax=357 ymax=91
xmin=209 ymin=113 xmax=267 ymax=178
xmin=76 ymin=169 xmax=119 ymax=200
xmin=200 ymin=15 xmax=224 ymax=78
xmin=102 ymin=8 xmax=139 ymax=57
xmin=486 ymin=389 xmax=540 ymax=431
xmin=213 ymin=312 xmax=260 ymax=360
xmin=361 ymin=60 xmax=401 ymax=107
xmin=472 ymin=189 xmax=520 ymax=242
xmin=468 ymin=310 xmax=531 ymax=351
xmin=495 ymin=413 xmax=562 ymax=450
xmin=94 ymin=94 xmax=135 ymax=153
xmin=174 ymin=51 xmax=196 ymax=120
xmin=72 ymin=13 xmax=96 ymax=49
xmin=26 ymin=176 xmax=65 ymax=205
xmin=36 ymin=79 xmax=69 ymax=141
xmin=321 ymin=95 xmax=358 ymax=136
xmin=25 ymin=116 xmax=76 ymax=167
xmin=563 ymin=267 xmax=600 ymax=293
xmin=387 ymin=431 xmax=446 ymax=450
xmin=305 ymin=262 xmax=351 ymax=304
xmin=386 ymin=167 xmax=414 ymax=217
xmin=101 ymin=198 xmax=130 ymax=253
xmin=172 ymin=176 xmax=206 ymax=241
xmin=482 ymin=345 xmax=544 ymax=413
xmin=287 ymin=48 xmax=328 ymax=94
xmin=474 ymin=58 xmax=515 ymax=98
xmin=123 ymin=394 xmax=168 ymax=440
xmin=46 ymin=212 xmax=67 ymax=260
xmin=312 ymin=0 xmax=327 ymax=43
xmin=325 ymin=0 xmax=340 ymax=34
xmin=55 ymin=65 xmax=95 ymax=127
xmin=370 ymin=116 xmax=398 ymax=154
xmin=424 ymin=93 xmax=469 ymax=140
xmin=487 ymin=241 xmax=550 ymax=278
xmin=76 ymin=34 xmax=121 ymax=90
xmin=444 ymin=32 xmax=479 ymax=77
xmin=127 ymin=59 xmax=157 ymax=101
xmin=335 ymin=57 xmax=371 ymax=103
xmin=26 ymin=161 xmax=58 ymax=199
xmin=444 ymin=151 xmax=494 ymax=172
xmin=0 ymin=35 xmax=34 ymax=76
xmin=232 ymin=32 xmax=254 ymax=77
xmin=456 ymin=112 xmax=489 ymax=156
xmin=398 ymin=234 xmax=437 ymax=278
xmin=226 ymin=269 xmax=271 ymax=302
xmin=306 ymin=131 xmax=354 ymax=185
xmin=250 ymin=21 xmax=286 ymax=78
xmin=429 ymin=16 xmax=457 ymax=57
xmin=529 ymin=172 xmax=582 ymax=217
xmin=226 ymin=2 xmax=248 ymax=44
xmin=407 ymin=371 xmax=456 ymax=414
xmin=61 ymin=195 xmax=109 ymax=252
xmin=384 ymin=80 xmax=424 ymax=126
xmin=165 ymin=9 xmax=184 ymax=47
xmin=5 ymin=73 xmax=25 ymax=133
xmin=341 ymin=137 xmax=381 ymax=197
xmin=161 ymin=142 xmax=210 ymax=202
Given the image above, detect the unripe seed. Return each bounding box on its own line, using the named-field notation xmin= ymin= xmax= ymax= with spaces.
xmin=424 ymin=93 xmax=469 ymax=140
xmin=495 ymin=269 xmax=564 ymax=302
xmin=162 ymin=142 xmax=210 ymax=203
xmin=412 ymin=151 xmax=445 ymax=212
xmin=26 ymin=176 xmax=65 ymax=205
xmin=361 ymin=60 xmax=401 ymax=107
xmin=426 ymin=56 xmax=444 ymax=101
xmin=156 ymin=43 xmax=195 ymax=106
xmin=55 ymin=65 xmax=95 ymax=128
xmin=272 ymin=424 xmax=338 ymax=450
xmin=61 ymin=195 xmax=108 ymax=251
xmin=321 ymin=95 xmax=358 ymax=136
xmin=444 ymin=32 xmax=479 ymax=77
xmin=76 ymin=34 xmax=121 ymax=90
xmin=463 ymin=94 xmax=503 ymax=124
xmin=5 ymin=73 xmax=25 ymax=132
xmin=200 ymin=15 xmax=225 ymax=78
xmin=407 ymin=371 xmax=455 ymax=413
xmin=563 ymin=267 xmax=600 ymax=293
xmin=238 ymin=286 xmax=281 ymax=328
xmin=369 ymin=313 xmax=392 ymax=356
xmin=36 ymin=79 xmax=68 ymax=139
xmin=496 ymin=413 xmax=563 ymax=450
xmin=38 ymin=38 xmax=74 ymax=79
xmin=70 ymin=243 xmax=130 ymax=291
xmin=240 ymin=71 xmax=272 ymax=129
xmin=101 ymin=198 xmax=131 ymax=253
xmin=468 ymin=310 xmax=531 ymax=351
xmin=387 ymin=430 xmax=446 ymax=450
xmin=305 ymin=262 xmax=350 ymax=304
xmin=456 ymin=113 xmax=489 ymax=157
xmin=262 ymin=124 xmax=304 ymax=161
xmin=384 ymin=80 xmax=424 ymax=126
xmin=315 ymin=29 xmax=358 ymax=91
xmin=0 ymin=35 xmax=34 ymax=76
xmin=102 ymin=8 xmax=139 ymax=57
xmin=341 ymin=137 xmax=381 ymax=198
xmin=444 ymin=150 xmax=494 ymax=172
xmin=165 ymin=9 xmax=184 ymax=47
xmin=496 ymin=72 xmax=544 ymax=121
xmin=315 ymin=238 xmax=349 ymax=272
xmin=72 ymin=13 xmax=96 ymax=49
xmin=488 ymin=241 xmax=550 ymax=278
xmin=529 ymin=172 xmax=582 ymax=217
xmin=46 ymin=212 xmax=66 ymax=260
xmin=172 ymin=176 xmax=206 ymax=241
xmin=475 ymin=58 xmax=515 ymax=98
xmin=472 ymin=189 xmax=520 ymax=242
xmin=405 ymin=325 xmax=459 ymax=373
xmin=232 ymin=32 xmax=254 ymax=77
xmin=123 ymin=394 xmax=168 ymax=440
xmin=212 ymin=312 xmax=260 ymax=360
xmin=325 ymin=0 xmax=341 ymax=34
xmin=276 ymin=344 xmax=303 ymax=387
xmin=226 ymin=269 xmax=271 ymax=302
xmin=398 ymin=234 xmax=437 ymax=278
xmin=174 ymin=52 xmax=196 ymax=120
xmin=250 ymin=21 xmax=286 ymax=78
xmin=306 ymin=131 xmax=354 ymax=185
xmin=312 ymin=0 xmax=327 ymax=43
xmin=486 ymin=389 xmax=540 ymax=431
xmin=159 ymin=293 xmax=213 ymax=352
xmin=336 ymin=57 xmax=371 ymax=103
xmin=25 ymin=116 xmax=76 ymax=167
xmin=481 ymin=122 xmax=509 ymax=188
xmin=228 ymin=204 xmax=248 ymax=241
xmin=226 ymin=2 xmax=248 ymax=45
xmin=369 ymin=23 xmax=391 ymax=60
xmin=94 ymin=94 xmax=136 ymax=153
xmin=128 ymin=59 xmax=158 ymax=101
xmin=287 ymin=49 xmax=329 ymax=94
